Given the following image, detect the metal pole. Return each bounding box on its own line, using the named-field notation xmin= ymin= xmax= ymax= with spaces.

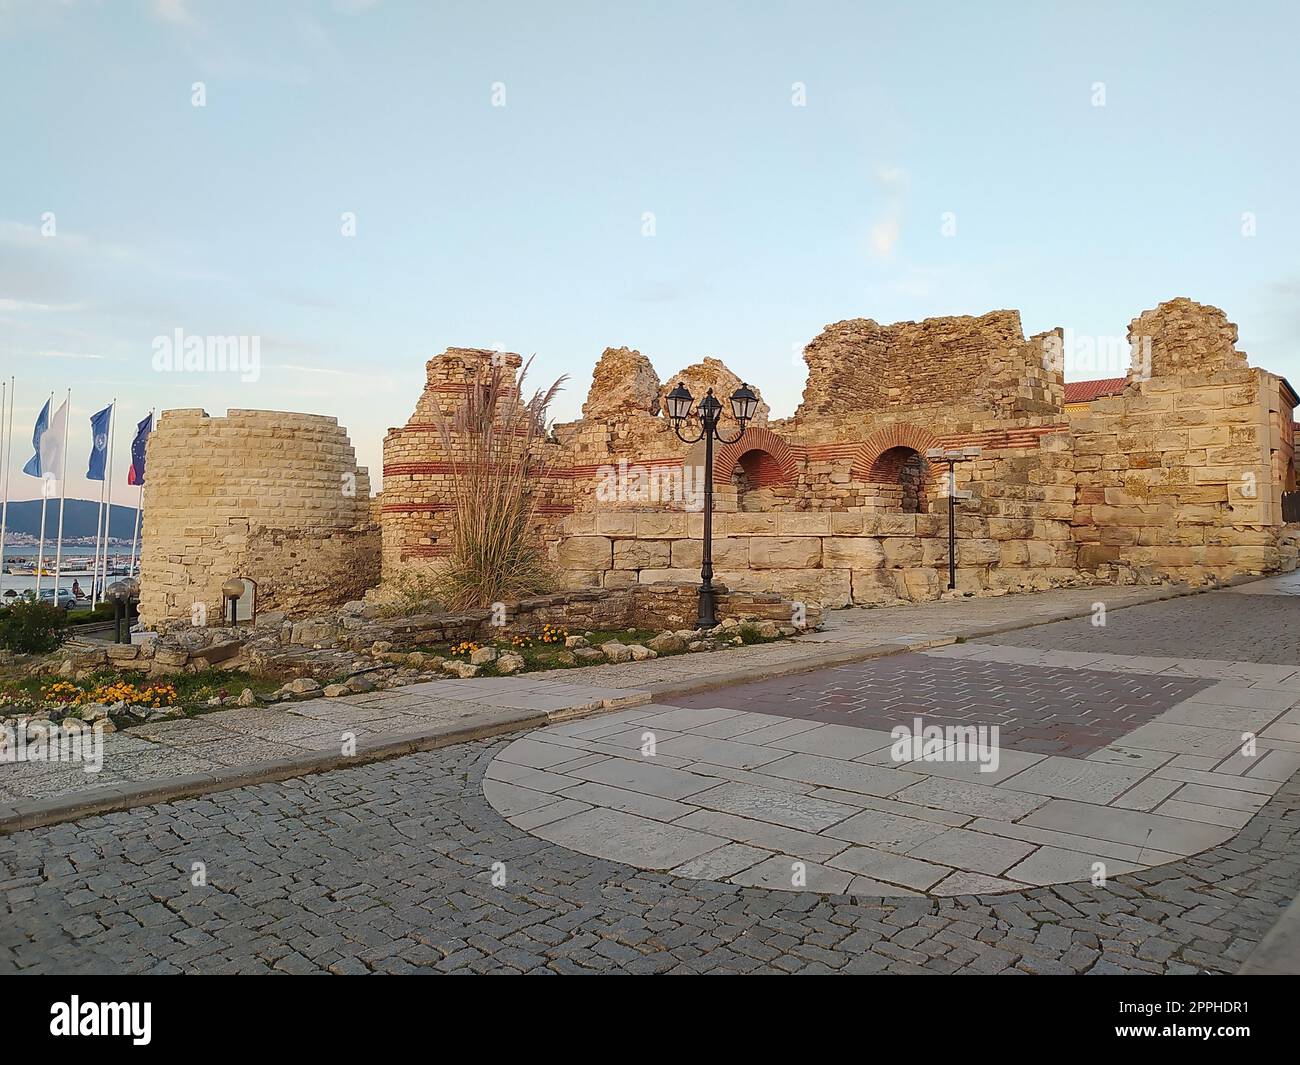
xmin=35 ymin=392 xmax=51 ymax=599
xmin=52 ymin=390 xmax=71 ymax=601
xmin=948 ymin=460 xmax=957 ymax=590
xmin=0 ymin=378 xmax=11 ymax=590
xmin=698 ymin=426 xmax=717 ymax=629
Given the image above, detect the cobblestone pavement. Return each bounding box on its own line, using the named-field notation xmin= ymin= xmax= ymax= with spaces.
xmin=4 ymin=582 xmax=1300 ymax=974
xmin=673 ymin=655 xmax=1214 ymax=758
xmin=1 ymin=737 xmax=1297 ymax=974
xmin=976 ymin=581 xmax=1300 ymax=664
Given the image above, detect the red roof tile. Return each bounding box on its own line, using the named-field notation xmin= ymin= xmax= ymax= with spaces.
xmin=1064 ymin=377 xmax=1128 ymax=404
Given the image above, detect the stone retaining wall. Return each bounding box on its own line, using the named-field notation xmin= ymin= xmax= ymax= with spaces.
xmin=552 ymin=511 xmax=1076 ymax=607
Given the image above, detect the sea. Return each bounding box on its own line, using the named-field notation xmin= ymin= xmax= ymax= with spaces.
xmin=1 ymin=549 xmax=138 ymax=599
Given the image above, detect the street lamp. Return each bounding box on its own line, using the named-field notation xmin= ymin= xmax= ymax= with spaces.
xmin=105 ymin=577 xmax=139 ymax=644
xmin=667 ymin=381 xmax=758 ymax=628
xmin=222 ymin=578 xmax=246 ymax=626
xmin=926 ymin=447 xmax=982 ymax=590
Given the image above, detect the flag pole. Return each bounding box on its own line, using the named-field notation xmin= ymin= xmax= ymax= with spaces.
xmin=129 ymin=407 xmax=152 ymax=579
xmin=0 ymin=378 xmax=12 ymax=590
xmin=91 ymin=406 xmax=106 ymax=608
xmin=35 ymin=391 xmax=52 ymax=599
xmin=52 ymin=388 xmax=71 ymax=600
xmin=0 ymin=378 xmax=11 ymax=590
xmin=98 ymin=400 xmax=117 ymax=604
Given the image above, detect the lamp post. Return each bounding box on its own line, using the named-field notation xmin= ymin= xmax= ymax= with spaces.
xmin=925 ymin=447 xmax=982 ymax=590
xmin=222 ymin=578 xmax=246 ymax=626
xmin=666 ymin=381 xmax=759 ymax=629
xmin=105 ymin=577 xmax=139 ymax=644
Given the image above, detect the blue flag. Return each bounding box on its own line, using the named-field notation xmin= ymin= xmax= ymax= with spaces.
xmin=127 ymin=413 xmax=152 ymax=486
xmin=21 ymin=398 xmax=50 ymax=478
xmin=87 ymin=404 xmax=112 ymax=481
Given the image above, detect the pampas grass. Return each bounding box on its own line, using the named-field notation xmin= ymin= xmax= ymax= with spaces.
xmin=432 ymin=357 xmax=565 ymax=610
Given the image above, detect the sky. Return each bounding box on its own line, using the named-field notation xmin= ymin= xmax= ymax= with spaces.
xmin=2 ymin=0 xmax=1298 ymax=506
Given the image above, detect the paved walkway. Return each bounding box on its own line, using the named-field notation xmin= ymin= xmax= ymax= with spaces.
xmin=2 ymin=576 xmax=1298 ymax=973
xmin=0 ymin=581 xmax=1210 ymax=824
xmin=485 ymin=647 xmax=1299 ymax=896
xmin=2 ymin=734 xmax=1295 ymax=974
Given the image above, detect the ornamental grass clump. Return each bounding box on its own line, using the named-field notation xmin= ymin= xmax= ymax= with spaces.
xmin=433 ymin=357 xmax=565 ymax=610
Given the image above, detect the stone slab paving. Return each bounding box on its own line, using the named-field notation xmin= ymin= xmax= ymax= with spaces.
xmin=672 ymin=654 xmax=1213 ymax=758
xmin=0 ymin=581 xmax=1215 ymax=814
xmin=485 ymin=681 xmax=1295 ymax=896
xmin=486 ymin=574 xmax=1300 ymax=900
xmin=1 ymin=736 xmax=1296 ymax=974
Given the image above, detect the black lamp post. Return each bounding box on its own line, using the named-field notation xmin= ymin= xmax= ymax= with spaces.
xmin=666 ymin=380 xmax=759 ymax=629
xmin=926 ymin=447 xmax=981 ymax=590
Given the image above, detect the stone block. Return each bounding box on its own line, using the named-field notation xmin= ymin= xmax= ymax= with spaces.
xmin=556 ymin=535 xmax=613 ymax=570
xmin=613 ymin=539 xmax=671 ymax=569
xmin=748 ymin=536 xmax=823 ymax=569
xmin=670 ymin=537 xmax=749 ymax=569
xmin=822 ymin=537 xmax=886 ymax=569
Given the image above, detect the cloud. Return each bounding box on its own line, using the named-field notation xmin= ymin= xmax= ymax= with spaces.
xmin=0 ymin=297 xmax=87 ymax=312
xmin=39 ymin=349 xmax=106 ymax=360
xmin=153 ymin=0 xmax=201 ymax=28
xmin=869 ymin=219 xmax=901 ymax=260
xmin=867 ymin=164 xmax=908 ymax=261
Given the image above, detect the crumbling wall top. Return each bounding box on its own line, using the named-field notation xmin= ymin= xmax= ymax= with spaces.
xmin=1128 ymin=298 xmax=1247 ymax=379
xmin=582 ymin=346 xmax=662 ymax=419
xmin=661 ymin=356 xmax=770 ymax=427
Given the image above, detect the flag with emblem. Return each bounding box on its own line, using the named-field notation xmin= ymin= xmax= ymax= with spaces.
xmin=127 ymin=412 xmax=152 ymax=485
xmin=87 ymin=403 xmax=113 ymax=480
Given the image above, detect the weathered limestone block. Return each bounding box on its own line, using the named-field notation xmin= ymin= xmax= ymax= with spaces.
xmin=880 ymin=537 xmax=922 ymax=565
xmin=670 ymin=537 xmax=749 ymax=569
xmin=557 ymin=536 xmax=613 ymax=570
xmin=748 ymin=536 xmax=823 ymax=569
xmin=774 ymin=513 xmax=832 ymax=535
xmin=595 ymin=513 xmax=639 ymax=536
xmin=893 ymin=568 xmax=943 ymax=601
xmin=958 ymin=539 xmax=1000 ymax=565
xmin=822 ymin=537 xmax=886 ymax=570
xmin=637 ymin=568 xmax=704 ymax=585
xmin=613 ymin=539 xmax=671 ymax=569
xmin=850 ymin=568 xmax=899 ymax=604
xmin=636 ymin=513 xmax=689 ymax=539
xmin=716 ymin=567 xmax=851 ymax=608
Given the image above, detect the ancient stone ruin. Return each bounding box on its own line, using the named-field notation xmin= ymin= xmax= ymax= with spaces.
xmin=138 ymin=298 xmax=1300 ymax=625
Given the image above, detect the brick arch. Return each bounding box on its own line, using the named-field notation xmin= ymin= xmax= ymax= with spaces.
xmin=712 ymin=426 xmax=799 ymax=486
xmin=852 ymin=424 xmax=944 ymax=480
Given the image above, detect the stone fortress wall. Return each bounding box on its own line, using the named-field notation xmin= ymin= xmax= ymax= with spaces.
xmin=139 ymin=297 xmax=1300 ymax=621
xmin=137 ymin=409 xmax=379 ymax=626
xmin=379 ymin=297 xmax=1299 ymax=606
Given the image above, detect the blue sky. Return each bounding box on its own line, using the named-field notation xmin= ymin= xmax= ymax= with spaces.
xmin=2 ymin=0 xmax=1298 ymax=505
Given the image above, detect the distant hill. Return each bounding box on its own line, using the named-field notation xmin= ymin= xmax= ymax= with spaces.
xmin=2 ymin=499 xmax=139 ymax=539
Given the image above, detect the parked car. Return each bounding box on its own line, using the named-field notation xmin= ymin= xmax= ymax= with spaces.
xmin=34 ymin=587 xmax=77 ymax=610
